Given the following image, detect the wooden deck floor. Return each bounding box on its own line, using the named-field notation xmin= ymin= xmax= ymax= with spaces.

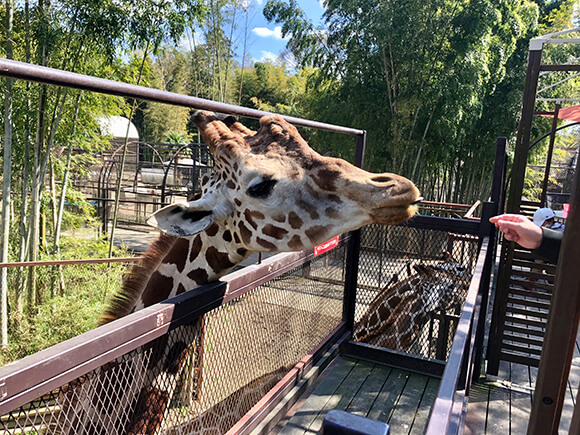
xmin=273 ymin=356 xmax=440 ymax=435
xmin=465 ymin=336 xmax=580 ymax=434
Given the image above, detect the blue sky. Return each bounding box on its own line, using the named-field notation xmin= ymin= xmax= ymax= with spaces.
xmin=242 ymin=0 xmax=326 ymax=64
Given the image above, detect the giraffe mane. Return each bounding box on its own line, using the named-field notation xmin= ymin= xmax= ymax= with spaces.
xmin=99 ymin=232 xmax=177 ymax=326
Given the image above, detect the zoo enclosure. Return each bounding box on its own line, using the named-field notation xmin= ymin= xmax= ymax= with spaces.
xmin=0 ymin=59 xmax=500 ymax=434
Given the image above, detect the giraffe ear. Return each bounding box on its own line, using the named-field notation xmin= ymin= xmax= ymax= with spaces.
xmin=147 ymin=203 xmax=214 ymax=237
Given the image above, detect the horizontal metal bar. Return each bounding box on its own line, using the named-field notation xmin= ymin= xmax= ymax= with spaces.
xmin=0 ymin=58 xmax=364 ymax=136
xmin=400 ymin=214 xmax=481 ymax=235
xmin=540 ymin=65 xmax=580 ymax=72
xmin=0 ymin=256 xmax=140 ymax=268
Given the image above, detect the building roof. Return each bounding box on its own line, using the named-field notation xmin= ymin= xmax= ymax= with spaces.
xmin=97 ymin=116 xmax=140 ymax=140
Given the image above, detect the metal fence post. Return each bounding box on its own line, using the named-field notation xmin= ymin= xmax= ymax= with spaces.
xmin=343 ymin=131 xmax=366 ymax=331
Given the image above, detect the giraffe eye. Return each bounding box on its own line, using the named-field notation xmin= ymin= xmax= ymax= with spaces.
xmin=247 ymin=179 xmax=278 ymax=198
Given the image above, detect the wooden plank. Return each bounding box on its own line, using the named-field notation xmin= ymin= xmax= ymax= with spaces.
xmin=512 ymin=259 xmax=557 ymax=274
xmin=278 ymin=356 xmax=356 ymax=435
xmin=505 ymin=316 xmax=546 ymax=329
xmin=509 ymin=287 xmax=552 ymax=301
xmin=504 ymin=324 xmax=545 ymax=338
xmin=367 ymin=369 xmax=409 ymax=423
xmin=506 ymin=306 xmax=548 ymax=320
xmin=511 ymin=390 xmax=531 ymax=433
xmin=409 ymin=377 xmax=440 ymax=435
xmin=507 ymin=297 xmax=551 ymax=311
xmin=503 ymin=334 xmax=544 ymax=348
xmin=345 ymin=364 xmax=393 ymax=417
xmin=502 ymin=342 xmax=542 ymax=356
xmin=464 ymin=384 xmax=489 ymax=435
xmin=306 ymin=359 xmax=375 ymax=434
xmin=387 ymin=373 xmax=429 ymax=434
xmin=510 ymin=361 xmax=533 ymax=434
xmin=486 ymin=384 xmax=511 ymax=434
xmin=510 ymin=270 xmax=555 ymax=282
xmin=500 ymin=352 xmax=540 ymax=368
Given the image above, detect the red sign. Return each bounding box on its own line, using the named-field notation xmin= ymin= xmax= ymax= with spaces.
xmin=563 ymin=203 xmax=570 ymax=218
xmin=314 ymin=236 xmax=339 ymax=256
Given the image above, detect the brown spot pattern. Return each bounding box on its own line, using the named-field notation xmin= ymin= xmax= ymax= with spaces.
xmin=239 ymin=222 xmax=252 ymax=245
xmin=288 ymin=211 xmax=303 ymax=229
xmin=305 ymin=225 xmax=327 ymax=243
xmin=325 ymin=207 xmax=339 ymax=219
xmin=141 ymin=272 xmax=174 ymax=307
xmin=244 ymin=209 xmax=265 ymax=230
xmin=207 ymin=247 xmax=235 ymax=274
xmin=311 ymin=168 xmax=340 ymax=192
xmin=262 ymin=224 xmax=289 ymax=240
xmin=257 ymin=237 xmax=276 ymax=251
xmin=187 ymin=268 xmax=209 ymax=284
xmin=287 ymin=235 xmax=304 ymax=250
xmin=189 ymin=235 xmax=202 ymax=263
xmin=161 ymin=238 xmax=189 ymax=273
xmin=206 ymin=222 xmax=219 ymax=237
xmin=298 ymin=200 xmax=319 ymax=220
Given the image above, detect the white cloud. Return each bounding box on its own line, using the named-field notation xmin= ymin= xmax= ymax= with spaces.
xmin=259 ymin=50 xmax=279 ymax=62
xmin=252 ymin=26 xmax=287 ymax=40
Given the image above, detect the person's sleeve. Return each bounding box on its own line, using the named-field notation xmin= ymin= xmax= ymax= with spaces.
xmin=533 ymin=227 xmax=563 ymax=263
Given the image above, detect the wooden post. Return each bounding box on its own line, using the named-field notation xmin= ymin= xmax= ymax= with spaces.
xmin=487 ymin=48 xmax=543 ymax=375
xmin=527 ymin=147 xmax=580 ymax=434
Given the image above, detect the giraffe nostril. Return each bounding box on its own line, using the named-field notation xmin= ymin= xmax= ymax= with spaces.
xmin=371 ymin=175 xmax=393 ymax=183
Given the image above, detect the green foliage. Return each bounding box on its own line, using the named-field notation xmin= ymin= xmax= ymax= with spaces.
xmin=1 ymin=237 xmax=131 ymax=365
xmin=263 ymin=0 xmax=548 ymax=203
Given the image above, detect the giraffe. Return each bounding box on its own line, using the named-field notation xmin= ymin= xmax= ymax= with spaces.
xmin=58 ymin=111 xmax=421 ymax=435
xmin=354 ymin=257 xmax=471 ymax=351
xmin=100 ymin=111 xmax=421 ymax=321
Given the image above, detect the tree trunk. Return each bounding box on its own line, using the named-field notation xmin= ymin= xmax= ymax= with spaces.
xmin=16 ymin=0 xmax=33 ymax=316
xmin=1 ymin=0 xmax=14 ymax=348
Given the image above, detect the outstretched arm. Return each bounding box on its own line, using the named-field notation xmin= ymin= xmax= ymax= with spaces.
xmin=489 ymin=214 xmax=542 ymax=249
xmin=490 ymin=214 xmax=562 ymax=263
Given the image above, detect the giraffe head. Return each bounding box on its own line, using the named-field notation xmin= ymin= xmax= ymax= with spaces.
xmin=147 ymin=111 xmax=421 ymax=253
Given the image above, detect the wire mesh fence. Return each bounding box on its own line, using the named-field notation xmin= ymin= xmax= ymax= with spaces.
xmin=353 ymin=224 xmax=478 ymax=360
xmin=1 ymin=244 xmax=346 ymax=435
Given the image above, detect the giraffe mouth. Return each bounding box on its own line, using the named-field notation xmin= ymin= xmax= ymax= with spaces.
xmin=369 ymin=195 xmax=422 ymax=225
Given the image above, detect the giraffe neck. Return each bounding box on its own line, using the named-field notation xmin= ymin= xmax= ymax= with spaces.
xmin=100 ymin=223 xmax=250 ymax=324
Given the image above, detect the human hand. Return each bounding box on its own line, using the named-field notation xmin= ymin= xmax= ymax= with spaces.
xmin=489 ymin=214 xmax=543 ymax=250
